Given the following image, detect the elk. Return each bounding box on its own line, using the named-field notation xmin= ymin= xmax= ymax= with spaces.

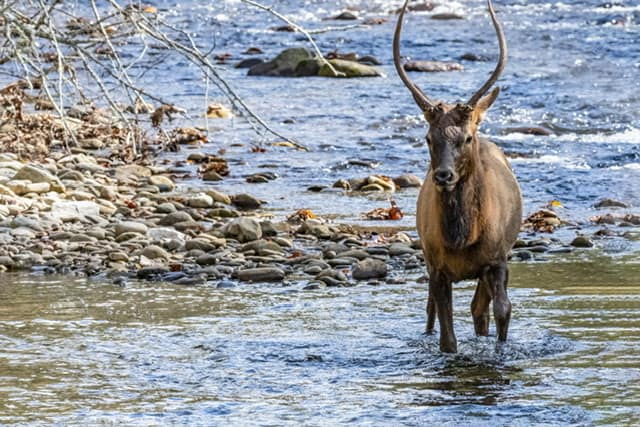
xmin=394 ymin=0 xmax=522 ymax=353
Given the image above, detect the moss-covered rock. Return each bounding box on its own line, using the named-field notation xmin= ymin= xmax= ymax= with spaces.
xmin=248 ymin=48 xmax=314 ymax=77
xmin=318 ymin=59 xmax=382 ymax=78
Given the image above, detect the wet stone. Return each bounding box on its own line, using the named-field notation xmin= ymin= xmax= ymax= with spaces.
xmin=594 ymin=198 xmax=629 ymax=208
xmin=237 ymin=267 xmax=285 ymax=282
xmin=388 ymin=243 xmax=415 ymax=257
xmin=232 ymin=193 xmax=262 ymax=210
xmin=137 ymin=266 xmax=170 ymax=279
xmin=115 ymin=221 xmax=148 ymax=236
xmin=158 ymin=211 xmax=193 ymax=226
xmin=352 ymin=258 xmax=387 ymax=280
xmin=571 ymin=236 xmax=595 ymax=248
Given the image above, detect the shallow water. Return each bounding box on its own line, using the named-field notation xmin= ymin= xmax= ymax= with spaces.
xmin=0 ymin=256 xmax=638 ymax=425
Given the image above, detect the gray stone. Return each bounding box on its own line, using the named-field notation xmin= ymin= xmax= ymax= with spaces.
xmin=142 ymin=245 xmax=170 ymax=259
xmin=571 ymin=236 xmax=594 ymax=248
xmin=223 ymin=217 xmax=262 ymax=243
xmin=232 ymin=193 xmax=262 ymax=210
xmin=187 ymin=193 xmax=214 ymax=208
xmin=319 ymin=59 xmax=382 ymax=78
xmin=185 ymin=238 xmax=217 ymax=252
xmin=248 ymin=47 xmax=314 ymax=77
xmin=158 ymin=211 xmax=193 ymax=226
xmin=404 ymin=61 xmax=464 ymax=72
xmin=13 ymin=165 xmax=65 ymax=192
xmin=393 ymin=174 xmax=423 ymax=188
xmin=237 ymin=267 xmax=285 ymax=282
xmin=352 ymin=258 xmax=387 ymax=280
xmin=115 ymin=221 xmax=148 ymax=236
xmin=149 ymin=175 xmax=176 ymax=192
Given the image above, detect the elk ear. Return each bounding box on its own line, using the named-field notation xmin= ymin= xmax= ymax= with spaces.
xmin=473 ymin=87 xmax=500 ymax=124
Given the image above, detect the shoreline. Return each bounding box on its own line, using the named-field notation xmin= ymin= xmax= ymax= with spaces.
xmin=0 ymin=148 xmax=637 ymax=287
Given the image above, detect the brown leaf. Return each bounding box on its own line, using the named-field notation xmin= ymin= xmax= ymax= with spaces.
xmin=363 ymin=200 xmax=404 ymax=221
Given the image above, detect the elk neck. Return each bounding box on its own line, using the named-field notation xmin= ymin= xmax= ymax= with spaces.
xmin=436 ymin=147 xmax=484 ymax=251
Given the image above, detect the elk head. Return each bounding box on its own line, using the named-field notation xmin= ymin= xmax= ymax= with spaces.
xmin=394 ymin=0 xmax=507 ymax=192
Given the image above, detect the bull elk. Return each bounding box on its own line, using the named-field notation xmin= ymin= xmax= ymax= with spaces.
xmin=394 ymin=0 xmax=522 ymax=353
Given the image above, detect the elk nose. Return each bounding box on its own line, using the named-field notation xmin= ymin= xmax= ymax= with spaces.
xmin=434 ymin=169 xmax=454 ymax=185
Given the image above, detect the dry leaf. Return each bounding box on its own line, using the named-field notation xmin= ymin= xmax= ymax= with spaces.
xmin=363 ymin=200 xmax=404 ymax=221
xmin=287 ymin=209 xmax=317 ymax=222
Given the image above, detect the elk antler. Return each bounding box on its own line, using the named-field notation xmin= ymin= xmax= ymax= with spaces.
xmin=467 ymin=0 xmax=508 ymax=106
xmin=393 ymin=0 xmax=436 ymax=112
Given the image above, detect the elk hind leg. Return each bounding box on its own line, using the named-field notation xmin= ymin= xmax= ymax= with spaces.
xmin=426 ymin=287 xmax=436 ymax=334
xmin=471 ymin=279 xmax=491 ymax=337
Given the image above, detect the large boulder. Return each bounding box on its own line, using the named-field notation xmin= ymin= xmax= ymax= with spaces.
xmin=248 ymin=48 xmax=315 ymax=77
xmin=319 ymin=59 xmax=382 ymax=77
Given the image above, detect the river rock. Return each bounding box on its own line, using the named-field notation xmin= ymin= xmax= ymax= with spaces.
xmin=187 ymin=193 xmax=213 ymax=208
xmin=12 ymin=165 xmax=65 ymax=192
xmin=352 ymin=258 xmax=387 ymax=280
xmin=149 ymin=175 xmax=176 ymax=192
xmin=404 ymin=61 xmax=463 ymax=72
xmin=11 ymin=216 xmax=43 ymax=231
xmin=223 ymin=217 xmax=262 ymax=243
xmin=141 ymin=245 xmax=170 ymax=259
xmin=329 ymin=11 xmax=358 ymax=20
xmin=232 ymin=193 xmax=262 ymax=210
xmin=571 ymin=236 xmax=594 ymax=248
xmin=431 ymin=13 xmax=464 ymax=20
xmin=115 ymin=221 xmax=148 ymax=236
xmin=237 ymin=267 xmax=285 ymax=282
xmin=207 ymin=189 xmax=232 ymax=205
xmin=594 ymin=198 xmax=629 ymax=208
xmin=319 ymin=59 xmax=382 ymax=78
xmin=185 ymin=237 xmax=217 ymax=252
xmin=393 ymin=174 xmax=423 ymax=188
xmin=235 ymin=58 xmax=265 ymax=69
xmin=158 ymin=211 xmax=193 ymax=226
xmin=248 ymin=47 xmax=315 ymax=77
xmin=50 ymin=201 xmax=101 ymax=222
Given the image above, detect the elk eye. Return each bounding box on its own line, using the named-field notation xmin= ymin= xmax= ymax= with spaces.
xmin=465 ymin=136 xmax=473 ymax=144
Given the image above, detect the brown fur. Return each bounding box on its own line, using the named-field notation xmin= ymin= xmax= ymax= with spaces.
xmin=394 ymin=0 xmax=521 ymax=352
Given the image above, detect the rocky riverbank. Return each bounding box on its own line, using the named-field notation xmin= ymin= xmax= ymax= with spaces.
xmin=0 ymin=144 xmax=638 ymax=288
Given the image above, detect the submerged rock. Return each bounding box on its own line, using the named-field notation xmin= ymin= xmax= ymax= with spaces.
xmin=404 ymin=61 xmax=463 ymax=72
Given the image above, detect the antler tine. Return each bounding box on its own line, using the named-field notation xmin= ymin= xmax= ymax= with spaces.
xmin=468 ymin=0 xmax=508 ymax=106
xmin=393 ymin=0 xmax=436 ymax=112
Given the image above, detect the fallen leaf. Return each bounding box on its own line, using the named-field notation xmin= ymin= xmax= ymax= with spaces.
xmin=363 ymin=200 xmax=404 ymax=220
xmin=288 ymin=209 xmax=317 ymax=222
xmin=546 ymin=199 xmax=563 ymax=208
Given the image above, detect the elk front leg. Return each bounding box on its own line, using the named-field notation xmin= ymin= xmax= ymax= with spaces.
xmin=471 ymin=279 xmax=491 ymax=336
xmin=426 ymin=286 xmax=436 ymax=334
xmin=431 ymin=272 xmax=457 ymax=353
xmin=483 ymin=263 xmax=512 ymax=342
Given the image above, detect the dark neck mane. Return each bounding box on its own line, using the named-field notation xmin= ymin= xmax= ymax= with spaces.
xmin=439 ymin=174 xmax=482 ymax=250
